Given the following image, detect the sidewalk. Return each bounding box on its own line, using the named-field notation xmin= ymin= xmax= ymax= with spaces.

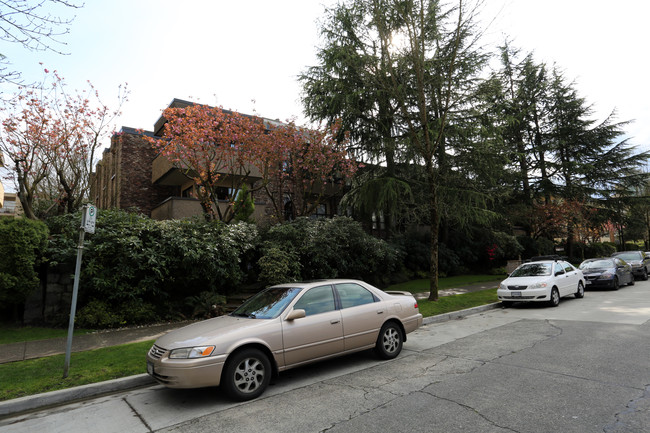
xmin=0 ymin=322 xmax=191 ymax=365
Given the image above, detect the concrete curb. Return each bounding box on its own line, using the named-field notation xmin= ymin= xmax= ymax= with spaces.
xmin=0 ymin=303 xmax=502 ymax=418
xmin=422 ymin=302 xmax=501 ymax=325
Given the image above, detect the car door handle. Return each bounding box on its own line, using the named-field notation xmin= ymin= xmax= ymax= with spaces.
xmin=377 ymin=310 xmax=384 ymax=314
xmin=330 ymin=320 xmax=340 ymax=324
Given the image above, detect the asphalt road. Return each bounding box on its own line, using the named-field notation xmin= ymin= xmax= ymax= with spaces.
xmin=2 ymin=282 xmax=649 ymax=433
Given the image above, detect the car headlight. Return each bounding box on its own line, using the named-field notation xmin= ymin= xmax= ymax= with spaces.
xmin=528 ymin=282 xmax=548 ymax=289
xmin=169 ymin=346 xmax=215 ymax=359
xmin=599 ymin=272 xmax=614 ymax=279
xmin=499 ymin=283 xmax=507 ymax=290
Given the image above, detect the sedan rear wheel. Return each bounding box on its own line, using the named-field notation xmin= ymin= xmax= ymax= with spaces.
xmin=549 ymin=287 xmax=560 ymax=307
xmin=222 ymin=348 xmax=271 ymax=401
xmin=375 ymin=322 xmax=403 ymax=360
xmin=575 ymin=281 xmax=584 ymax=298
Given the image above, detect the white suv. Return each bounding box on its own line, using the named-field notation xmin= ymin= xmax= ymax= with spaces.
xmin=497 ymin=259 xmax=585 ymax=307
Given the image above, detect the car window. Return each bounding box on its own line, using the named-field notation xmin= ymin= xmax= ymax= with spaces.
xmin=293 ymin=285 xmax=336 ymax=316
xmin=614 ymin=252 xmax=641 ymax=261
xmin=580 ymin=259 xmax=614 ymax=269
xmin=554 ymin=263 xmax=565 ymax=275
xmin=510 ymin=263 xmax=552 ymax=277
xmin=336 ymin=283 xmax=376 ymax=309
xmin=563 ymin=262 xmax=575 ymax=272
xmin=232 ymin=286 xmax=302 ymax=319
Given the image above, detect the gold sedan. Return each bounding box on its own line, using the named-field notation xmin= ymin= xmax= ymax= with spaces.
xmin=146 ymin=279 xmax=422 ymax=401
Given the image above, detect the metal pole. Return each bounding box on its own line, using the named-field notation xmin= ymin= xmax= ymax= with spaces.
xmin=63 ymin=226 xmax=85 ymax=378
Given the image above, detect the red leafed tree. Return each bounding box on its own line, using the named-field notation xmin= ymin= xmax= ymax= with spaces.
xmin=144 ymin=104 xmax=268 ymax=222
xmin=145 ymin=103 xmax=358 ymax=223
xmin=262 ymin=120 xmax=357 ymax=222
xmin=0 ymin=69 xmax=127 ymax=219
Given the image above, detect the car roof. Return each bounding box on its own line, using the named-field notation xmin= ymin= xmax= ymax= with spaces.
xmin=269 ymin=279 xmax=367 ymax=289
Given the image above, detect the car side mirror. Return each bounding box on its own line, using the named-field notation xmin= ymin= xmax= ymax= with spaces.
xmin=555 ymin=271 xmax=564 ymax=277
xmin=286 ymin=309 xmax=306 ymax=321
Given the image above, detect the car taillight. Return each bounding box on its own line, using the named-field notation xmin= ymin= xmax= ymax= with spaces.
xmin=414 ymin=302 xmax=418 ymax=309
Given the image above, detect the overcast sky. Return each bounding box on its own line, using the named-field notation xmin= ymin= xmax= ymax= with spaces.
xmin=3 ymin=0 xmax=649 ymax=160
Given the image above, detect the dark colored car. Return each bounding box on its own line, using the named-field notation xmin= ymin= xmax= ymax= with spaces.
xmin=579 ymin=258 xmax=634 ymax=290
xmin=611 ymin=251 xmax=650 ymax=280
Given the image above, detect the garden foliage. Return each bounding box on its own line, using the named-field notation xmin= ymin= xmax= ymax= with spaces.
xmin=0 ymin=218 xmax=48 ymax=320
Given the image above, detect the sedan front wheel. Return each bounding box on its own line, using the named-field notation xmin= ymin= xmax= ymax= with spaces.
xmin=549 ymin=287 xmax=560 ymax=307
xmin=375 ymin=322 xmax=403 ymax=360
xmin=222 ymin=348 xmax=271 ymax=401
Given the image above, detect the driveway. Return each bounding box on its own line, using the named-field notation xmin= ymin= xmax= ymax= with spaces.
xmin=2 ymin=283 xmax=649 ymax=433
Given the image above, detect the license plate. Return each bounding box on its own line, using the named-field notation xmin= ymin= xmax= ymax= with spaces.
xmin=511 ymin=291 xmax=522 ymax=297
xmin=147 ymin=362 xmax=154 ymax=375
xmin=585 ymin=280 xmax=591 ymax=285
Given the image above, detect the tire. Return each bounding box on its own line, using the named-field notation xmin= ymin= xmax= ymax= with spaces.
xmin=375 ymin=322 xmax=403 ymax=360
xmin=643 ymin=269 xmax=649 ymax=281
xmin=221 ymin=348 xmax=271 ymax=401
xmin=575 ymin=281 xmax=584 ymax=298
xmin=549 ymin=287 xmax=560 ymax=307
xmin=501 ymin=301 xmax=513 ymax=308
xmin=612 ymin=277 xmax=619 ymax=291
xmin=628 ymin=276 xmax=635 ymax=286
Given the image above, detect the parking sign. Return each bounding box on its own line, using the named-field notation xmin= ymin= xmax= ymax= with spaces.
xmin=82 ymin=204 xmax=97 ymax=233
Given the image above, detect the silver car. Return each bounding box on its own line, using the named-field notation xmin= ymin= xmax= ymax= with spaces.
xmin=146 ymin=279 xmax=422 ymax=400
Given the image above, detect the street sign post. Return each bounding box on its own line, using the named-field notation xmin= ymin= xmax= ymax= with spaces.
xmin=63 ymin=204 xmax=97 ymax=378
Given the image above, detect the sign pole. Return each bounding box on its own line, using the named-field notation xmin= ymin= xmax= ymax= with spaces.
xmin=63 ymin=204 xmax=96 ymax=379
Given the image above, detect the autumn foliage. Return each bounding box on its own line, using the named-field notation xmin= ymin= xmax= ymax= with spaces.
xmin=146 ymin=103 xmax=357 ymax=222
xmin=0 ymin=68 xmax=127 ymax=219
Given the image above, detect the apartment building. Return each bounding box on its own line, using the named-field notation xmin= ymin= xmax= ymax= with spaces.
xmin=91 ymin=99 xmax=343 ymax=222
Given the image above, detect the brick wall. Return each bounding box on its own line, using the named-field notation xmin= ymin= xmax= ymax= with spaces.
xmin=92 ymin=129 xmax=176 ymax=216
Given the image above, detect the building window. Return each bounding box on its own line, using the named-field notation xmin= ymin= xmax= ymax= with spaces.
xmin=0 ymin=200 xmax=15 ymax=214
xmin=181 ymin=186 xmax=194 ymax=198
xmin=311 ymin=204 xmax=327 ymax=219
xmin=216 ymin=187 xmax=239 ymax=201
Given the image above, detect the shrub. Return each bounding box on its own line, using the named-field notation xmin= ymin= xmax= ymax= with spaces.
xmin=0 ymin=218 xmax=48 ymax=322
xmin=46 ymin=210 xmax=259 ymax=323
xmin=257 ymin=247 xmax=301 ymax=286
xmin=185 ymin=291 xmax=227 ymax=319
xmin=261 ymin=217 xmax=401 ymax=286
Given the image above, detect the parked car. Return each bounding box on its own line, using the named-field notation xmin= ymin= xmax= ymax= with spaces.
xmin=497 ymin=259 xmax=585 ymax=307
xmin=579 ymin=257 xmax=634 ymax=290
xmin=146 ymin=279 xmax=423 ymax=401
xmin=611 ymin=251 xmax=650 ymax=280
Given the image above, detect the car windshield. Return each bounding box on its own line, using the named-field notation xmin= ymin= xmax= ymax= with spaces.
xmin=580 ymin=259 xmax=614 ymax=270
xmin=614 ymin=252 xmax=641 ymax=261
xmin=231 ymin=286 xmax=302 ymax=319
xmin=510 ymin=263 xmax=552 ymax=277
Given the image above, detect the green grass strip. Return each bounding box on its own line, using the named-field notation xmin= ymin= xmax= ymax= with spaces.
xmin=0 ymin=340 xmax=153 ymax=401
xmin=416 ymin=288 xmax=498 ymax=317
xmin=387 ymin=274 xmax=503 ymax=294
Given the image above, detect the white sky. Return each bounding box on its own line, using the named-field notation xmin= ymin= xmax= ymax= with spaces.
xmin=2 ymin=0 xmax=649 ymax=167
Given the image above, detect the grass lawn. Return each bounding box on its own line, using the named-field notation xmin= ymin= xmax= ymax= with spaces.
xmin=0 ymin=340 xmax=153 ymax=401
xmin=387 ymin=274 xmax=503 ymax=294
xmin=416 ymin=288 xmax=498 ymax=317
